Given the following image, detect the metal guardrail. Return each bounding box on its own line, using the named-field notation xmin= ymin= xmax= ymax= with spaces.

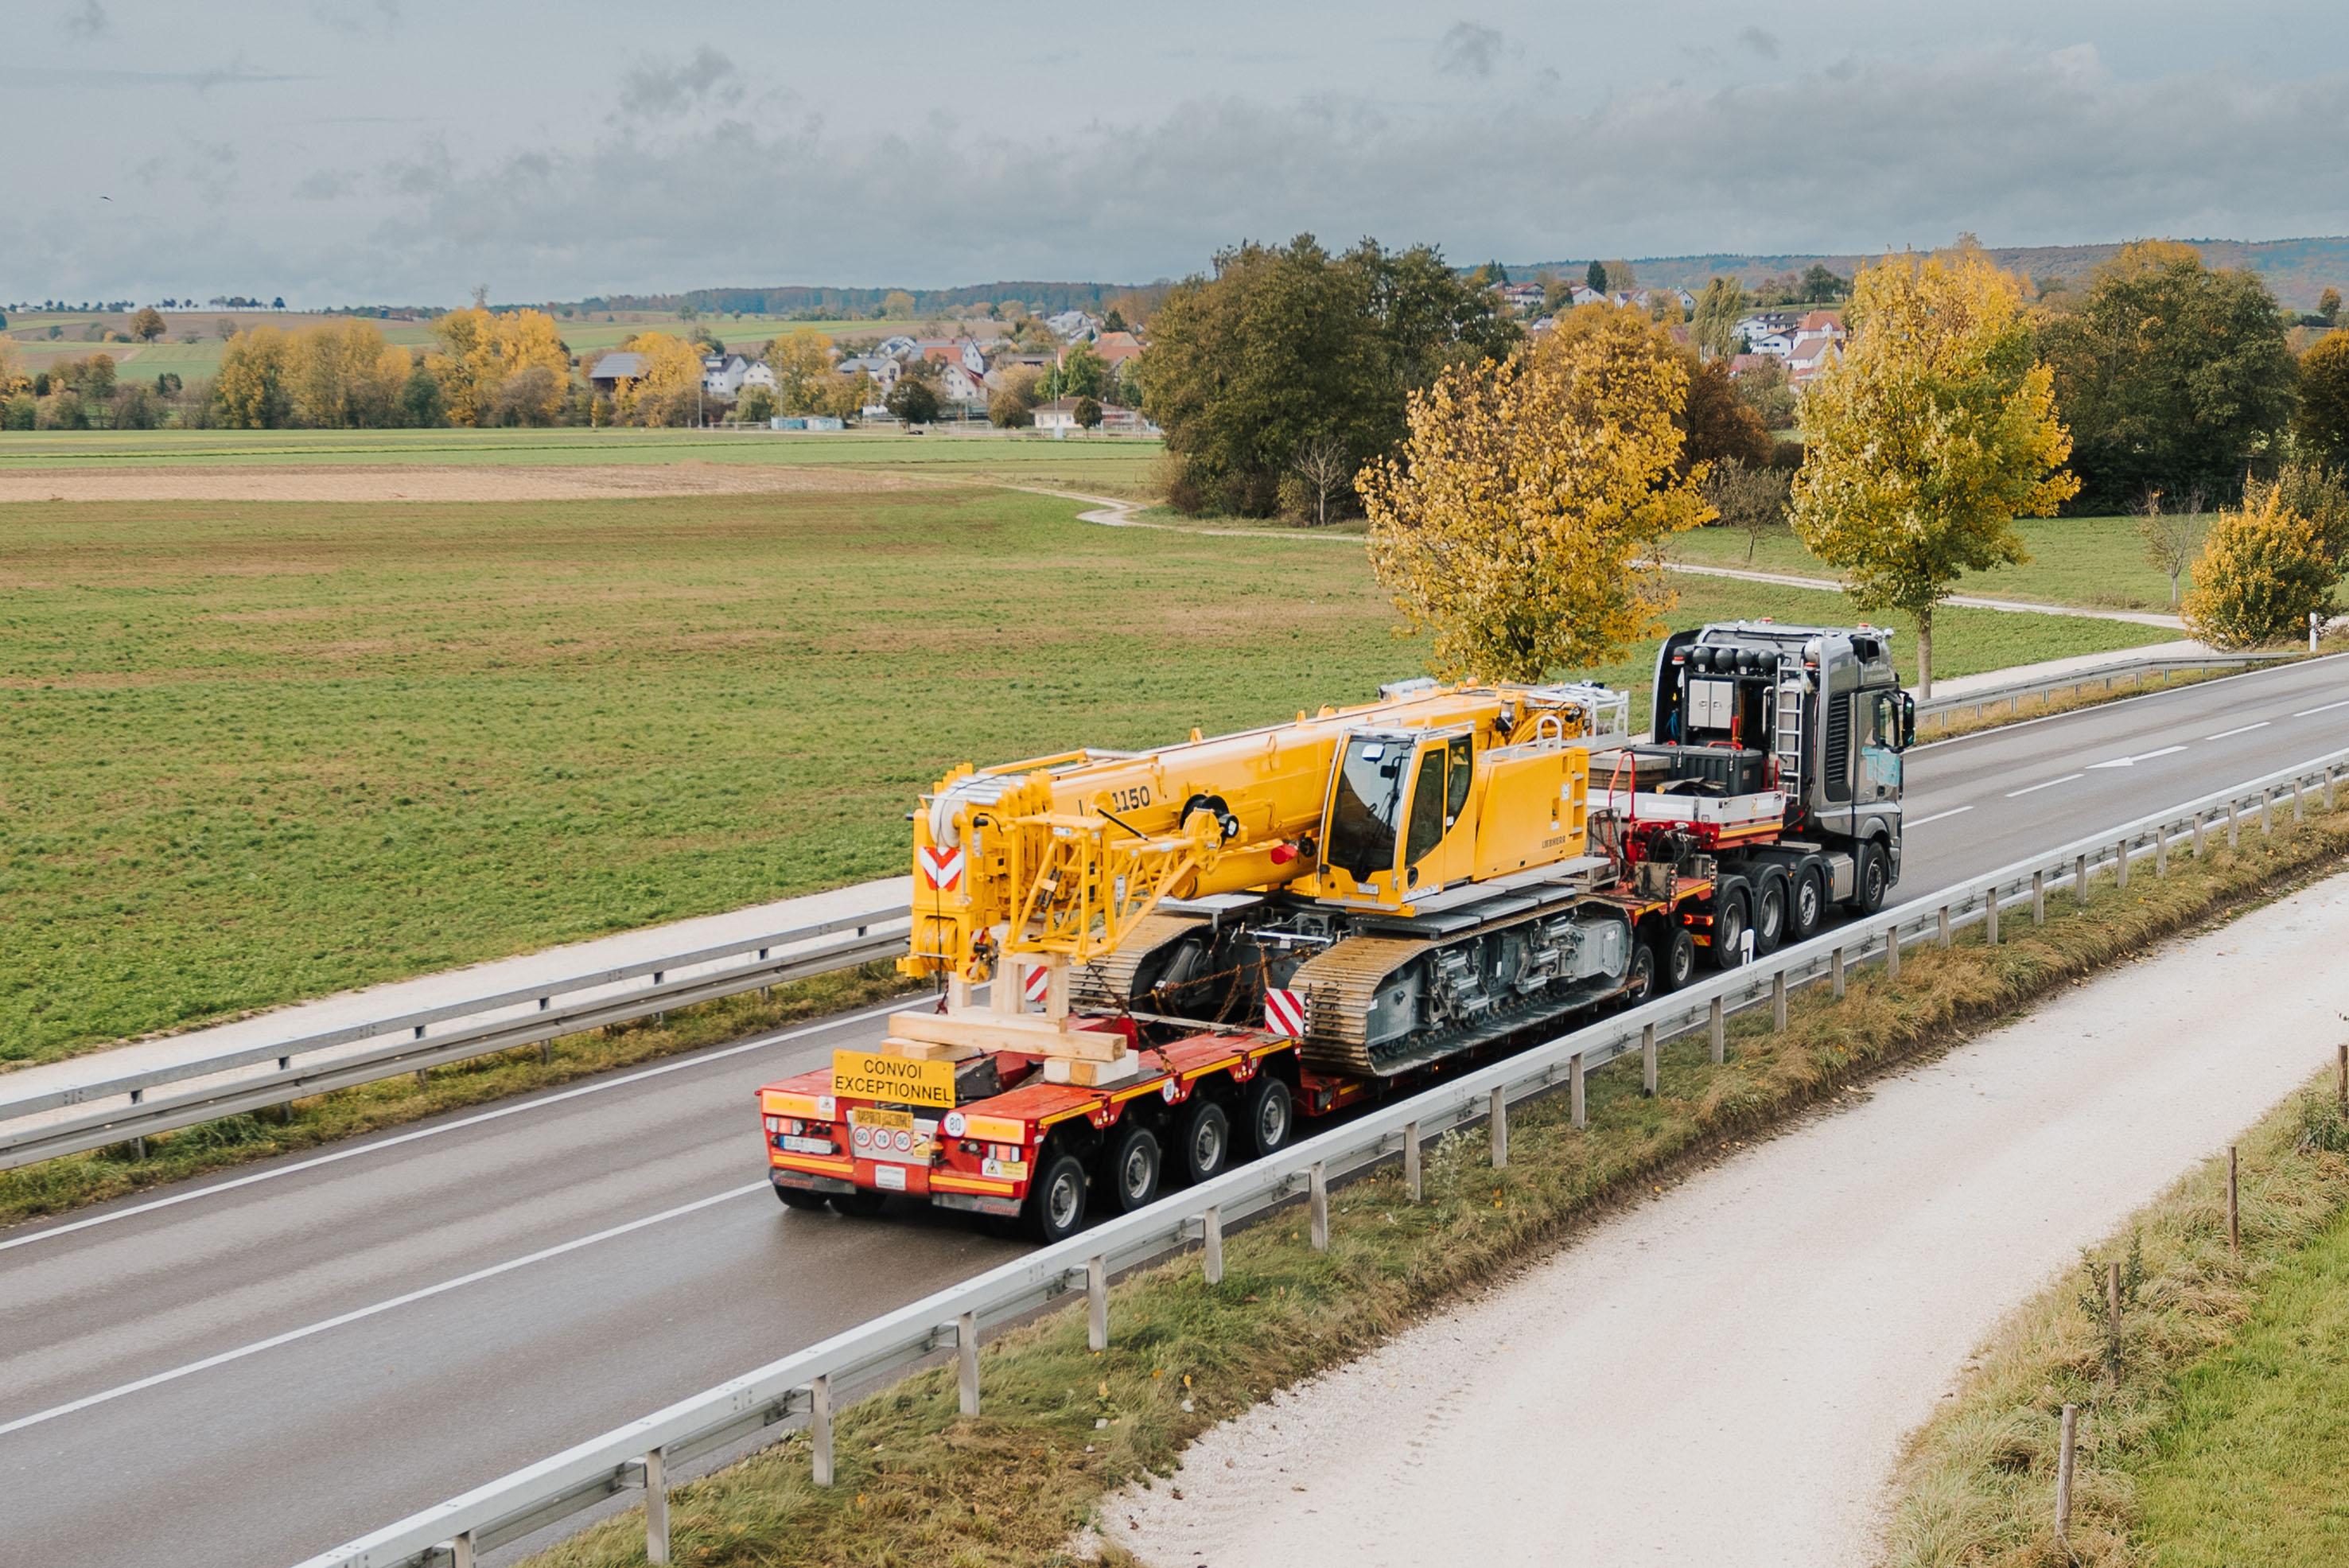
xmin=0 ymin=908 xmax=907 ymax=1171
xmin=1914 ymin=650 xmax=2307 ymax=726
xmin=295 ymin=743 xmax=2349 ymax=1568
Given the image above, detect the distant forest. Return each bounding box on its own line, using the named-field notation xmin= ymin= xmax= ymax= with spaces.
xmin=562 ymin=279 xmax=1166 ymax=318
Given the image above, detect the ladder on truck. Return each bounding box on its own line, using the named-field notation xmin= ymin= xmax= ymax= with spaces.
xmin=1771 ymin=663 xmax=1807 ymax=799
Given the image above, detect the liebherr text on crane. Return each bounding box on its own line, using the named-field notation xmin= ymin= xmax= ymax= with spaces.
xmin=760 ymin=622 xmax=1915 ymax=1240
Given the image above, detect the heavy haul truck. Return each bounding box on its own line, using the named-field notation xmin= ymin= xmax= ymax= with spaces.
xmin=761 ymin=623 xmax=1915 ymax=1240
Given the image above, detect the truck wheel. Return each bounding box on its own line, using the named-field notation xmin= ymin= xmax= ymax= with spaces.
xmin=1024 ymin=1151 xmax=1090 ymax=1243
xmin=1239 ymin=1075 xmax=1294 ymax=1158
xmin=1099 ymin=1124 xmax=1163 ymax=1214
xmin=1659 ymin=925 xmax=1697 ymax=992
xmin=1709 ymin=885 xmax=1752 ymax=971
xmin=774 ymin=1185 xmax=830 ymax=1212
xmin=830 ymin=1190 xmax=888 ymax=1218
xmin=1847 ymin=842 xmax=1890 ymax=915
xmin=1622 ymin=938 xmax=1658 ymax=1006
xmin=1788 ymin=865 xmax=1825 ymax=942
xmin=1752 ymin=870 xmax=1789 ymax=955
xmin=1174 ymin=1099 xmax=1231 ymax=1185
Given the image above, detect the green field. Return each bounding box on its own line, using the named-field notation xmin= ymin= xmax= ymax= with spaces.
xmin=1 ymin=486 xmax=2167 ymax=1064
xmin=0 ymin=426 xmax=1168 ymax=495
xmin=1670 ymin=514 xmax=2188 ymax=613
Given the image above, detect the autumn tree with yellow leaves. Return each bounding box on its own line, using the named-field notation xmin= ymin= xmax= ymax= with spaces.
xmin=288 ymin=320 xmax=410 ymax=429
xmin=2182 ymin=480 xmax=2341 ymax=648
xmin=1791 ymin=247 xmax=2078 ymax=697
xmin=605 ymin=331 xmax=706 ymax=426
xmin=425 ymin=305 xmax=571 ymax=426
xmin=1359 ymin=306 xmax=1714 ymax=681
xmin=763 ymin=328 xmax=836 ymax=413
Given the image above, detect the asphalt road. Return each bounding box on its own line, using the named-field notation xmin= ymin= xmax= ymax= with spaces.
xmin=5 ymin=654 xmax=2345 ymax=1568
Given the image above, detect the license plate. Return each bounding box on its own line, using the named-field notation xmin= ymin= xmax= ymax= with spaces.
xmin=982 ymin=1158 xmax=1028 ymax=1181
xmin=873 ymin=1165 xmax=907 ymax=1191
xmin=780 ymin=1136 xmax=834 ymax=1155
xmin=852 ymin=1108 xmax=915 ymax=1133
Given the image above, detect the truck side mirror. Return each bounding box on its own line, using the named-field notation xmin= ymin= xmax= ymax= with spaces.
xmin=1898 ymin=693 xmax=1916 ymax=751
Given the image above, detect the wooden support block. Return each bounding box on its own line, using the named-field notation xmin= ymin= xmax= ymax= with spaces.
xmin=1044 ymin=1052 xmax=1143 ymax=1087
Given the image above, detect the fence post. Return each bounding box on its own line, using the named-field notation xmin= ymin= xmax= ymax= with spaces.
xmin=1832 ymin=946 xmax=1846 ymax=998
xmin=2032 ymin=869 xmax=2046 ymax=924
xmin=1985 ymin=889 xmax=2000 ymax=946
xmin=1489 ymin=1087 xmax=1509 ymax=1168
xmin=1570 ymin=1052 xmax=1587 ymax=1129
xmin=1642 ymin=1022 xmax=1658 ymax=1095
xmin=1709 ymin=996 xmax=1725 ymax=1064
xmin=1772 ymin=970 xmax=1787 ymax=1030
xmin=2055 ymin=1404 xmax=2079 ymax=1546
xmin=1087 ymin=1256 xmax=1109 ymax=1351
xmin=2075 ymin=853 xmax=2089 ymax=901
xmin=1402 ymin=1123 xmax=1422 ymax=1201
xmin=2228 ymin=800 xmax=2240 ymax=847
xmin=2294 ymin=780 xmax=2306 ymax=823
xmin=2156 ymin=826 xmax=2168 ymax=877
xmin=2338 ymin=1043 xmax=2346 ymax=1115
xmin=1309 ymin=1161 xmax=1330 ymax=1249
xmin=2327 ymin=766 xmax=2337 ymax=811
xmin=2116 ymin=838 xmax=2130 ymax=890
xmin=2192 ymin=811 xmax=2206 ymax=858
xmin=1937 ymin=905 xmax=1952 ymax=947
xmin=2227 ymin=1146 xmax=2240 ymax=1259
xmin=1885 ymin=923 xmax=1900 ymax=980
xmin=1203 ymin=1205 xmax=1224 ymax=1284
xmin=811 ymin=1375 xmax=834 ymax=1486
xmin=958 ymin=1309 xmax=981 ymax=1416
xmin=644 ymin=1448 xmax=670 ymax=1566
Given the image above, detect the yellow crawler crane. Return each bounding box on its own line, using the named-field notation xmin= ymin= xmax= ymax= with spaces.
xmin=886 ymin=678 xmax=1634 ymax=1084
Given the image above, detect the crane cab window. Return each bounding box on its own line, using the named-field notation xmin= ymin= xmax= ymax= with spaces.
xmin=1445 ymin=735 xmax=1473 ymax=823
xmin=1402 ymin=746 xmax=1449 ymax=869
xmin=1326 ymin=737 xmax=1410 ymax=880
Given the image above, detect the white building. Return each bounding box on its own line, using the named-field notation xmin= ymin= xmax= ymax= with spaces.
xmin=702 ymin=353 xmax=752 ymax=396
xmin=741 ymin=361 xmax=778 ymax=392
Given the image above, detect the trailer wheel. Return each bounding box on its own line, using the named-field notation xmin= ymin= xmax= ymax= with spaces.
xmin=1239 ymin=1075 xmax=1295 ymax=1158
xmin=1099 ymin=1124 xmax=1164 ymax=1214
xmin=1709 ymin=884 xmax=1752 ymax=971
xmin=1659 ymin=924 xmax=1698 ymax=992
xmin=1024 ymin=1151 xmax=1090 ymax=1243
xmin=1848 ymin=841 xmax=1891 ymax=915
xmin=774 ymin=1185 xmax=831 ymax=1212
xmin=1622 ymin=937 xmax=1658 ymax=1006
xmin=1174 ymin=1099 xmax=1232 ymax=1185
xmin=1752 ymin=870 xmax=1789 ymax=955
xmin=1788 ymin=865 xmax=1825 ymax=942
xmin=830 ymin=1190 xmax=888 ymax=1218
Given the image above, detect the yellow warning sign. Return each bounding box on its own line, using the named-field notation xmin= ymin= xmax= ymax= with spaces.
xmin=830 ymin=1049 xmax=955 ymax=1109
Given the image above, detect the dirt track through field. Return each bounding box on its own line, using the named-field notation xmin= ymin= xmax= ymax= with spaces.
xmin=1108 ymin=873 xmax=2349 ymax=1568
xmin=0 ymin=462 xmax=909 ymax=504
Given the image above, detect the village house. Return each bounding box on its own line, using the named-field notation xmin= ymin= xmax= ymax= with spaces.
xmin=587 ymin=352 xmax=647 ymax=393
xmin=702 ymin=353 xmax=752 ymax=397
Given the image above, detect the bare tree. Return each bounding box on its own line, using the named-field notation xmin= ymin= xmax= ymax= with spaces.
xmin=1701 ymin=457 xmax=1794 ymax=562
xmin=1287 ymin=435 xmax=1354 ymax=526
xmin=2136 ymin=485 xmax=2208 ymax=606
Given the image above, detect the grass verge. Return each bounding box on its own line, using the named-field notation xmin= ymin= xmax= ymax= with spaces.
xmin=1884 ymin=1059 xmax=2349 ymax=1566
xmin=518 ymin=805 xmax=2349 ymax=1567
xmin=0 ymin=961 xmax=920 ymax=1229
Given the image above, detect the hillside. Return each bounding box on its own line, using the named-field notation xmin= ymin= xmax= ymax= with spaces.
xmin=1521 ymin=236 xmax=2349 ymax=307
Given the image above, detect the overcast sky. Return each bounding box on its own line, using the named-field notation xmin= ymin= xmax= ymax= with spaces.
xmin=8 ymin=0 xmax=2349 ymax=305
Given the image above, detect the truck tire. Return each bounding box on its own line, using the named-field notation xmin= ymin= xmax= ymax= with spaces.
xmin=1659 ymin=924 xmax=1697 ymax=991
xmin=1709 ymin=883 xmax=1752 ymax=971
xmin=1174 ymin=1099 xmax=1232 ymax=1185
xmin=774 ymin=1185 xmax=830 ymax=1212
xmin=1847 ymin=841 xmax=1891 ymax=915
xmin=1024 ymin=1151 xmax=1090 ymax=1243
xmin=1239 ymin=1075 xmax=1294 ymax=1158
xmin=1752 ymin=870 xmax=1789 ymax=955
xmin=1788 ymin=863 xmax=1826 ymax=942
xmin=1099 ymin=1124 xmax=1164 ymax=1214
xmin=1622 ymin=937 xmax=1658 ymax=1006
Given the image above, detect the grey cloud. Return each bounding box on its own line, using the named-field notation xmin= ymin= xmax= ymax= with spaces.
xmin=294 ymin=168 xmax=357 ymax=200
xmin=616 ymin=45 xmax=742 ymax=119
xmin=62 ymin=0 xmax=107 ymax=38
xmin=1737 ymin=25 xmax=1780 ymax=60
xmin=0 ymin=61 xmax=309 ymax=89
xmin=310 ymin=0 xmax=401 ymax=33
xmin=1436 ymin=21 xmax=1505 ymax=78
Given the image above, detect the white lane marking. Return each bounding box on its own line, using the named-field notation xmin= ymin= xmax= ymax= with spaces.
xmin=2085 ymin=745 xmax=2189 ymax=770
xmin=2293 ymin=698 xmax=2349 ymax=718
xmin=0 ymin=1182 xmax=768 ymax=1438
xmin=2005 ymin=773 xmax=2085 ymax=798
xmin=2207 ymin=722 xmax=2270 ymax=740
xmin=1905 ymin=806 xmax=1974 ymax=828
xmin=0 ymin=996 xmax=911 ymax=1255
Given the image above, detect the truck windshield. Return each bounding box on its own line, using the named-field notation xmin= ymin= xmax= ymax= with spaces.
xmin=1326 ymin=735 xmax=1410 ymax=879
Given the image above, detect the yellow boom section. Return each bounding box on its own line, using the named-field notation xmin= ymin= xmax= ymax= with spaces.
xmin=904 ymin=679 xmax=1620 ymax=984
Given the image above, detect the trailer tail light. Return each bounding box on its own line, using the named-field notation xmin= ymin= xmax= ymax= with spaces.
xmin=990 ymin=1142 xmax=1021 ymax=1163
xmin=764 ymin=1115 xmax=781 ymax=1134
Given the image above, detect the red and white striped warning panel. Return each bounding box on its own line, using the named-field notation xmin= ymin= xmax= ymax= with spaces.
xmin=1264 ymin=986 xmax=1307 ymax=1038
xmin=1023 ymin=963 xmax=1052 ymax=1005
xmin=919 ymin=845 xmax=965 ymax=890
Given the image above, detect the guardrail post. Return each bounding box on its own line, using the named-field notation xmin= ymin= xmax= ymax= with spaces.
xmin=1570 ymin=1052 xmax=1587 ymax=1129
xmin=811 ymin=1375 xmax=834 ymax=1486
xmin=2075 ymin=853 xmax=2089 ymax=901
xmin=128 ymin=1088 xmax=145 ymax=1161
xmin=2260 ymin=788 xmax=2273 ymax=836
xmin=1936 ymin=905 xmax=1951 ymax=947
xmin=644 ymin=1448 xmax=671 ymax=1565
xmin=2227 ymin=800 xmax=2240 ymax=847
xmin=957 ymin=1309 xmax=981 ymax=1416
xmin=1203 ymin=1204 xmax=1225 ymax=1282
xmin=1087 ymin=1256 xmax=1108 ymax=1350
xmin=1985 ymin=889 xmax=2000 ymax=946
xmin=2032 ymin=870 xmax=2046 ymax=924
xmin=2192 ymin=811 xmax=2206 ymax=858
xmin=1831 ymin=946 xmax=1845 ymax=998
xmin=1771 ymin=970 xmax=1787 ymax=1030
xmin=449 ymin=1532 xmax=477 ymax=1568
xmin=1709 ymin=996 xmax=1725 ymax=1063
xmin=1402 ymin=1123 xmax=1422 ymax=1200
xmin=2327 ymin=766 xmax=2337 ymax=811
xmin=2294 ymin=780 xmax=2306 ymax=823
xmin=2115 ymin=837 xmax=2130 ymax=890
xmin=2155 ymin=826 xmax=2168 ymax=877
xmin=1641 ymin=1023 xmax=1658 ymax=1095
xmin=1488 ymin=1087 xmax=1509 ymax=1168
xmin=1309 ymin=1161 xmax=1330 ymax=1248
xmin=1884 ymin=923 xmax=1900 ymax=981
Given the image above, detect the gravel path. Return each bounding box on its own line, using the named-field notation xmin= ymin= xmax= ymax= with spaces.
xmin=1110 ymin=871 xmax=2349 ymax=1568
